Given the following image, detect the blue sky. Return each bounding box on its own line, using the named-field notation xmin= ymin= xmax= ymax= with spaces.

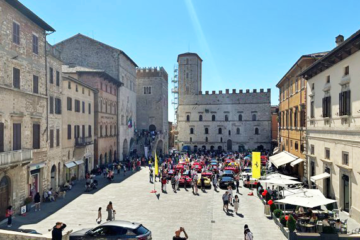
xmin=22 ymin=0 xmax=360 ymax=121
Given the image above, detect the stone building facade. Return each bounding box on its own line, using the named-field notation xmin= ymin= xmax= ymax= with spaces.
xmin=276 ymin=53 xmax=327 ymax=179
xmin=300 ymin=32 xmax=360 ymax=222
xmin=0 ymin=0 xmax=54 ymax=219
xmin=176 ymin=53 xmax=272 ymax=152
xmin=136 ymin=67 xmax=169 ymax=155
xmin=63 ymin=65 xmax=120 ymax=166
xmin=54 ymin=34 xmax=137 ymax=160
xmin=61 ymin=75 xmax=95 ymax=181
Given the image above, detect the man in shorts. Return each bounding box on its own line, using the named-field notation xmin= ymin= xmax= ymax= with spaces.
xmin=222 ymin=191 xmax=229 ymax=213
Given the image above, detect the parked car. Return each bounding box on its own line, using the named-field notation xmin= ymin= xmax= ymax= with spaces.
xmin=70 ymin=220 xmax=152 ymax=240
xmin=197 ymin=176 xmax=211 ymax=188
xmin=219 ymin=176 xmax=235 ymax=189
xmin=222 ymin=170 xmax=235 ymax=178
xmin=179 ymin=173 xmax=192 ymax=187
xmin=192 ymin=163 xmax=202 ymax=173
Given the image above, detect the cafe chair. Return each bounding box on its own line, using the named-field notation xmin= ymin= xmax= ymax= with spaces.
xmin=341 ymin=219 xmax=348 ymax=234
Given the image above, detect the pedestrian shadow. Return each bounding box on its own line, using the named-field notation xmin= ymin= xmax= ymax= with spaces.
xmin=236 ymin=213 xmax=244 ymax=218
xmin=156 ymin=194 xmax=160 ymax=200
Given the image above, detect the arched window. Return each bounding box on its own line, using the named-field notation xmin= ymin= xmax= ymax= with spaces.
xmin=186 ymin=115 xmax=190 ymax=122
xmin=199 ymin=115 xmax=203 ymax=121
xmin=190 ymin=128 xmax=194 ymax=134
xmin=205 ymin=137 xmax=208 ymax=142
xmin=225 ymin=115 xmax=229 ymax=121
xmin=228 ymin=130 xmax=231 ymax=136
xmin=236 ymin=128 xmax=240 ymax=134
xmin=220 ymin=137 xmax=223 ymax=142
xmin=110 ymin=126 xmax=112 ymax=136
xmin=212 ymin=115 xmax=216 ymax=121
xmin=205 ymin=128 xmax=209 ymax=134
xmin=255 ymin=128 xmax=259 ymax=135
xmin=218 ymin=128 xmax=222 ymax=134
xmin=105 ymin=125 xmax=108 ymax=136
xmin=252 ymin=114 xmax=257 ymax=121
xmin=238 ymin=114 xmax=242 ymax=121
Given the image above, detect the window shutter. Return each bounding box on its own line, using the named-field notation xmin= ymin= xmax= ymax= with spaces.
xmin=50 ymin=97 xmax=54 ymax=114
xmin=0 ymin=122 xmax=4 ymax=152
xmin=13 ymin=68 xmax=20 ymax=89
xmin=68 ymin=125 xmax=71 ymax=140
xmin=13 ymin=123 xmax=21 ymax=150
xmin=339 ymin=92 xmax=343 ymax=116
xmin=32 ymin=124 xmax=40 ymax=149
xmin=346 ymin=90 xmax=351 ymax=115
xmin=56 ymin=129 xmax=60 ymax=146
xmin=322 ymin=98 xmax=325 ymax=117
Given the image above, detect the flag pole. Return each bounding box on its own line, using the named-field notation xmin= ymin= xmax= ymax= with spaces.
xmin=151 ymin=153 xmax=158 ymax=193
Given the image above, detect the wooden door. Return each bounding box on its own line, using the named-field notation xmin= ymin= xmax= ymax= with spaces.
xmin=0 ymin=176 xmax=10 ymax=220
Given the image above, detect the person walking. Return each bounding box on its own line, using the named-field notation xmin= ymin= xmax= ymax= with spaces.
xmin=6 ymin=206 xmax=13 ymax=227
xmin=173 ymin=227 xmax=188 ymax=240
xmin=244 ymin=224 xmax=253 ymax=240
xmin=200 ymin=175 xmax=205 ymax=191
xmin=162 ymin=177 xmax=167 ymax=192
xmin=193 ymin=174 xmax=198 ymax=195
xmin=106 ymin=202 xmax=113 ymax=221
xmin=234 ymin=195 xmax=240 ymax=214
xmin=235 ymin=174 xmax=240 ymax=193
xmin=212 ymin=173 xmax=218 ymax=192
xmin=34 ymin=192 xmax=41 ymax=211
xmin=222 ymin=192 xmax=229 ymax=213
xmin=96 ymin=207 xmax=102 ymax=224
xmin=149 ymin=168 xmax=153 ymax=183
xmin=227 ymin=185 xmax=233 ymax=206
xmin=175 ymin=172 xmax=180 ymax=191
xmin=171 ymin=175 xmax=176 ymax=193
xmin=123 ymin=164 xmax=127 ymax=176
xmin=51 ymin=222 xmax=67 ymax=240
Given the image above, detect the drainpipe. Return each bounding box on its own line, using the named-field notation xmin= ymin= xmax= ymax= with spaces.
xmin=295 ymin=62 xmax=304 ymax=180
xmin=117 ymin=52 xmax=121 ymax=160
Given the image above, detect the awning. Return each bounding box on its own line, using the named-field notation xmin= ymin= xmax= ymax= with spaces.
xmin=65 ymin=161 xmax=76 ymax=168
xmin=259 ymin=178 xmax=302 ymax=186
xmin=29 ymin=162 xmax=46 ymax=171
xmin=310 ymin=172 xmax=330 ymax=182
xmin=269 ymin=151 xmax=298 ymax=168
xmin=264 ymin=173 xmax=297 ymax=180
xmin=74 ymin=160 xmax=84 ymax=165
xmin=275 ymin=189 xmax=337 ymax=208
xmin=290 ymin=158 xmax=305 ymax=167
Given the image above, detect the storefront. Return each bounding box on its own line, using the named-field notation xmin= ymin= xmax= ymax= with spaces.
xmin=74 ymin=160 xmax=84 ymax=180
xmin=28 ymin=162 xmax=46 ymax=197
xmin=65 ymin=161 xmax=77 ymax=182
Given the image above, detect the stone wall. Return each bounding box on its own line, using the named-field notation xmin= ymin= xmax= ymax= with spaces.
xmin=0 ymin=229 xmax=70 ymax=240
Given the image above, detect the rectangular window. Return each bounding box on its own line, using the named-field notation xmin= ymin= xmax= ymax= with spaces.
xmin=75 ymin=100 xmax=80 ymax=112
xmin=67 ymin=97 xmax=72 ymax=111
xmin=49 ymin=67 xmax=53 ymax=84
xmin=342 ymin=152 xmax=349 ymax=165
xmin=76 ymin=85 xmax=78 ymax=92
xmin=310 ymin=145 xmax=315 ymax=155
xmin=68 ymin=82 xmax=71 ymax=89
xmin=0 ymin=122 xmax=4 ymax=152
xmin=88 ymin=103 xmax=91 ymax=114
xmin=49 ymin=96 xmax=54 ymax=114
xmin=56 ymin=129 xmax=60 ymax=147
xmin=339 ymin=90 xmax=351 ymax=116
xmin=32 ymin=124 xmax=40 ymax=149
xmin=33 ymin=75 xmax=39 ymax=94
xmin=325 ymin=148 xmax=330 ymax=160
xmin=50 ymin=129 xmax=54 ymax=148
xmin=67 ymin=125 xmax=71 ymax=140
xmin=82 ymin=87 xmax=84 ymax=94
xmin=88 ymin=125 xmax=92 ymax=137
xmin=322 ymin=96 xmax=331 ymax=118
xmin=144 ymin=87 xmax=152 ymax=94
xmin=82 ymin=125 xmax=85 ymax=138
xmin=344 ymin=66 xmax=349 ymax=76
xmin=32 ymin=34 xmax=38 ymax=54
xmin=13 ymin=123 xmax=21 ymax=151
xmin=56 ymin=71 xmax=60 ymax=86
xmin=13 ymin=22 xmax=20 ymax=44
xmin=82 ymin=101 xmax=85 ymax=113
xmin=13 ymin=67 xmax=20 ymax=89
xmin=55 ymin=98 xmax=61 ymax=114
xmin=310 ymin=101 xmax=314 ymax=118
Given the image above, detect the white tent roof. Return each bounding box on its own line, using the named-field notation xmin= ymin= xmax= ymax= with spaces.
xmin=310 ymin=172 xmax=331 ymax=182
xmin=275 ymin=189 xmax=337 ymax=208
xmin=264 ymin=173 xmax=297 ymax=180
xmin=290 ymin=158 xmax=305 ymax=167
xmin=259 ymin=178 xmax=302 ymax=186
xmin=269 ymin=151 xmax=298 ymax=168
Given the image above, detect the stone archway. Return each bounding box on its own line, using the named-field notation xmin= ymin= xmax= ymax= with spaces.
xmin=227 ymin=139 xmax=232 ymax=151
xmin=149 ymin=124 xmax=156 ymax=132
xmin=0 ymin=176 xmax=10 ymax=220
xmin=50 ymin=165 xmax=57 ymax=190
xmin=123 ymin=139 xmax=129 ymax=159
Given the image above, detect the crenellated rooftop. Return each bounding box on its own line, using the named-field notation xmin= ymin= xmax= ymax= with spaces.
xmin=136 ymin=67 xmax=168 ymax=81
xmin=198 ymin=88 xmax=271 ymax=95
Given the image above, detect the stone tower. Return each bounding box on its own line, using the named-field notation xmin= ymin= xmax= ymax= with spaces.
xmin=177 ymin=53 xmax=203 ymax=101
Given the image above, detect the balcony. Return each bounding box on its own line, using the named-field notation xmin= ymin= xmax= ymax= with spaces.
xmin=171 ymin=87 xmax=179 ymax=93
xmin=0 ymin=149 xmax=33 ymax=168
xmin=75 ymin=137 xmax=93 ymax=147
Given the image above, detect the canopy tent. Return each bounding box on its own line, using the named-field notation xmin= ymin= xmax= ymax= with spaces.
xmin=310 ymin=172 xmax=331 ymax=182
xmin=269 ymin=151 xmax=298 ymax=168
xmin=259 ymin=178 xmax=302 ymax=186
xmin=290 ymin=158 xmax=305 ymax=167
xmin=65 ymin=161 xmax=76 ymax=168
xmin=263 ymin=173 xmax=297 ymax=180
xmin=275 ymin=189 xmax=337 ymax=208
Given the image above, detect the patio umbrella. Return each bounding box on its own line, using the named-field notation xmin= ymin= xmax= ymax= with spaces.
xmin=275 ymin=189 xmax=337 ymax=208
xmin=263 ymin=173 xmax=297 ymax=180
xmin=259 ymin=178 xmax=302 ymax=186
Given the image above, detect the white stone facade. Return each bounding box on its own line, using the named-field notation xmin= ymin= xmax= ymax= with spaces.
xmin=176 ymin=53 xmax=272 ymax=152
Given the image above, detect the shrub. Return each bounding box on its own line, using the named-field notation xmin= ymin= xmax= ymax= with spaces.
xmin=280 ymin=216 xmax=287 ymax=226
xmin=274 ymin=209 xmax=283 ymax=218
xmin=24 ymin=196 xmax=33 ymax=205
xmin=270 ymin=204 xmax=277 ymax=213
xmin=288 ymin=215 xmax=296 ymax=232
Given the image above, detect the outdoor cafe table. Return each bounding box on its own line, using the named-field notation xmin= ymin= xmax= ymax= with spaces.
xmin=303 ymin=224 xmax=316 ymax=232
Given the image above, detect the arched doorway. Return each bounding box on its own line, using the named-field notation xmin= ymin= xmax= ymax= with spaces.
xmin=99 ymin=154 xmax=103 ymax=166
xmin=85 ymin=158 xmax=89 ymax=174
xmin=238 ymin=145 xmax=245 ymax=153
xmin=227 ymin=139 xmax=232 ymax=151
xmin=210 ymin=146 xmax=215 ymax=151
xmin=193 ymin=145 xmax=198 ymax=152
xmin=0 ymin=176 xmax=10 ymax=220
xmin=156 ymin=140 xmax=163 ymax=155
xmin=114 ymin=150 xmax=117 ymax=162
xmin=104 ymin=153 xmax=108 ymax=164
xmin=202 ymin=145 xmax=206 ymax=150
xmin=149 ymin=124 xmax=156 ymax=132
xmin=123 ymin=139 xmax=128 ymax=159
xmin=51 ymin=165 xmax=57 ymax=190
xmin=218 ymin=146 xmax=222 ymax=151
xmin=109 ymin=149 xmax=112 ymax=162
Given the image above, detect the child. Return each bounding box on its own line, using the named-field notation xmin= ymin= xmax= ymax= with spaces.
xmin=96 ymin=207 xmax=102 ymax=224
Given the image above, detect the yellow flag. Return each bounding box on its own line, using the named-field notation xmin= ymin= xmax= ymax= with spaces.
xmin=252 ymin=152 xmax=261 ymax=179
xmin=155 ymin=153 xmax=159 ymax=176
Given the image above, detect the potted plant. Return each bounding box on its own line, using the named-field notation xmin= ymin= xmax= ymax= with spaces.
xmin=280 ymin=215 xmax=287 ymax=227
xmin=274 ymin=209 xmax=283 ymax=218
xmin=287 ymin=215 xmax=296 ymax=232
xmin=24 ymin=196 xmax=33 ymax=212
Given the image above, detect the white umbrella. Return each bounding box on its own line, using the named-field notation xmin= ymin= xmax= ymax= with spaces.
xmin=275 ymin=189 xmax=337 ymax=208
xmin=264 ymin=173 xmax=297 ymax=180
xmin=259 ymin=178 xmax=302 ymax=186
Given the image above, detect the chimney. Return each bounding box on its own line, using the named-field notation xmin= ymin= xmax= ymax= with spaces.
xmin=336 ymin=35 xmax=344 ymax=46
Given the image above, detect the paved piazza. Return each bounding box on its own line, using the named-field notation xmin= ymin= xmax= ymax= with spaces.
xmin=20 ymin=169 xmax=286 ymax=240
